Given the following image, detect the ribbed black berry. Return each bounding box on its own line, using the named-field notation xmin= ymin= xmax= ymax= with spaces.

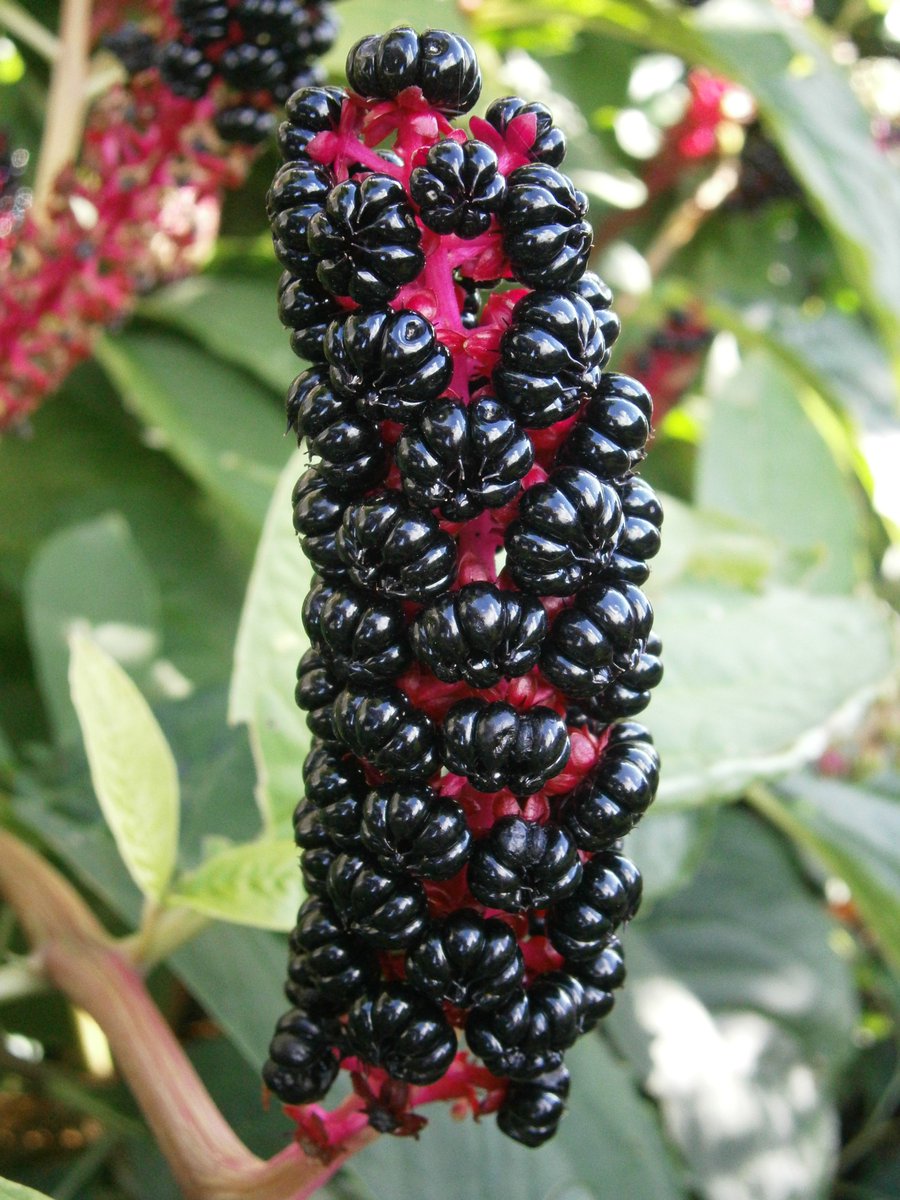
xmin=267 ymin=161 xmax=334 ymax=279
xmin=360 ymin=783 xmax=471 ymax=880
xmin=293 ymin=800 xmax=339 ymax=897
xmin=502 ymin=164 xmax=592 ymax=289
xmin=158 ymin=41 xmax=215 ymax=99
xmin=494 ymin=287 xmax=608 ymax=428
xmin=286 ymin=896 xmax=380 ymax=1011
xmin=279 ymin=85 xmax=346 ymax=161
xmin=327 ymin=852 xmax=428 ymax=949
xmin=601 ymin=477 xmax=664 ymax=585
xmin=397 ymin=395 xmax=533 ymax=521
xmin=175 ymin=0 xmax=229 ymax=43
xmin=410 ymin=137 xmax=505 ymax=238
xmin=277 ymin=272 xmax=342 ymax=363
xmin=102 ymin=24 xmax=158 ymax=75
xmin=467 ymin=817 xmax=582 ymax=911
xmin=307 ymin=174 xmax=424 ymax=304
xmin=346 ymin=983 xmax=458 ymax=1084
xmin=497 ymin=1065 xmax=570 ymax=1147
xmin=332 ymin=685 xmax=440 ymax=781
xmin=572 ymin=936 xmax=626 ymax=992
xmin=466 ymin=975 xmax=584 ymax=1080
xmin=303 ymin=579 xmax=411 ymax=686
xmin=485 ymin=97 xmax=566 ymax=167
xmin=287 ymin=367 xmax=388 ymax=492
xmin=346 ymin=27 xmax=481 ymax=115
xmin=214 ymin=104 xmax=276 ymax=145
xmin=294 ymin=648 xmax=340 ymax=740
xmin=405 ymin=909 xmax=524 ymax=1009
xmin=563 ymin=723 xmax=660 ymax=849
xmin=336 ymin=491 xmax=457 ymax=602
xmin=291 ymin=468 xmax=350 ymax=582
xmin=442 ymin=701 xmax=570 ymax=796
xmin=556 ymin=372 xmax=652 ymax=479
xmin=547 ymin=852 xmax=641 ymax=962
xmin=505 ymin=466 xmax=623 ymax=596
xmin=410 ymin=583 xmax=547 ymax=689
xmin=324 ymin=308 xmax=452 ymax=424
xmin=263 ymin=1009 xmax=342 ymax=1104
xmin=302 ymin=740 xmax=367 ymax=849
xmin=574 ymin=632 xmax=663 ymax=722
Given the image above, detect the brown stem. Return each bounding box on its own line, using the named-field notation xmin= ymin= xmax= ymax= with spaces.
xmin=33 ymin=0 xmax=93 ymax=220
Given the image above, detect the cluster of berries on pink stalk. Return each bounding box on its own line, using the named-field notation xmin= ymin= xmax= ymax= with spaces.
xmin=263 ymin=26 xmax=663 ymax=1151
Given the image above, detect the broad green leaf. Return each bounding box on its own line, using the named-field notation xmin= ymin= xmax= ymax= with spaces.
xmin=608 ymin=810 xmax=857 ymax=1200
xmin=94 ymin=330 xmax=287 ymax=531
xmin=24 ymin=514 xmax=161 ymax=746
xmin=696 ymin=349 xmax=865 ymax=593
xmin=751 ymin=773 xmax=900 ymax=970
xmin=653 ymin=587 xmax=897 ymax=807
xmin=230 ymin=449 xmax=312 ymax=832
xmin=625 ymin=808 xmax=713 ymax=904
xmin=169 ymin=838 xmax=301 ymax=931
xmin=69 ymin=633 xmax=180 ymax=901
xmin=348 ymin=1035 xmax=686 ymax=1200
xmin=0 ymin=1177 xmax=54 ymax=1200
xmin=651 ymin=494 xmax=777 ymax=593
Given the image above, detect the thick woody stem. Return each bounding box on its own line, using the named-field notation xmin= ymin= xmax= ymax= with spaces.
xmin=33 ymin=0 xmax=93 ymax=219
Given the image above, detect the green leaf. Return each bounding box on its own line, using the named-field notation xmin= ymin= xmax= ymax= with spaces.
xmin=348 ymin=1035 xmax=686 ymax=1200
xmin=0 ymin=1177 xmax=54 ymax=1200
xmin=94 ymin=330 xmax=287 ymax=531
xmin=626 ymin=808 xmax=713 ymax=904
xmin=23 ymin=514 xmax=162 ymax=746
xmin=750 ymin=773 xmax=900 ymax=971
xmin=229 ymin=449 xmax=312 ymax=832
xmin=696 ymin=350 xmax=865 ymax=593
xmin=169 ymin=838 xmax=301 ymax=931
xmin=651 ymin=494 xmax=778 ymax=593
xmin=652 ymin=587 xmax=897 ymax=808
xmin=69 ymin=633 xmax=180 ymax=901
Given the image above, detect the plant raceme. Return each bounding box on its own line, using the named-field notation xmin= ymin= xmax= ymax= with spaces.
xmin=264 ymin=25 xmax=663 ymax=1150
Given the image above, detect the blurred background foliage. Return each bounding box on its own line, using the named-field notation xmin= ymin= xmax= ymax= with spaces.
xmin=1 ymin=0 xmax=900 ymax=1198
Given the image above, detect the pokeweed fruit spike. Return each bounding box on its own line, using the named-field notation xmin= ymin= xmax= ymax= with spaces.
xmin=264 ymin=25 xmax=663 ymax=1150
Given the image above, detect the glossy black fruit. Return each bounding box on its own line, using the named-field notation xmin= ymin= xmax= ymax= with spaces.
xmin=219 ymin=43 xmax=287 ymax=92
xmin=324 ymin=308 xmax=452 ymax=424
xmin=405 ymin=909 xmax=524 ymax=1009
xmin=502 ymin=164 xmax=592 ymax=289
xmin=410 ymin=583 xmax=547 ymax=689
xmin=505 ymin=466 xmax=623 ymax=596
xmin=397 ymin=395 xmax=533 ymax=521
xmin=214 ymin=104 xmax=276 ymax=145
xmin=293 ymin=800 xmax=339 ymax=898
xmin=326 ymin=852 xmax=428 ymax=949
xmin=410 ymin=138 xmax=505 ymax=238
xmin=158 ymin=41 xmax=214 ymax=99
xmin=467 ymin=817 xmax=582 ymax=911
xmin=563 ymin=723 xmax=660 ymax=849
xmin=547 ymin=852 xmax=641 ymax=962
xmin=287 ymin=896 xmax=380 ymax=1010
xmin=263 ymin=1009 xmax=342 ymax=1104
xmin=291 ymin=468 xmax=350 ymax=582
xmin=576 ymin=632 xmax=663 ymax=722
xmin=174 ymin=0 xmax=230 ymax=45
xmin=294 ymin=648 xmax=340 ymax=740
xmin=277 ymin=271 xmax=341 ymax=362
xmin=303 ymin=579 xmax=411 ymax=685
xmin=346 ymin=27 xmax=481 ymax=115
xmin=497 ymin=1065 xmax=570 ymax=1147
xmin=485 ymin=96 xmax=566 ymax=167
xmin=442 ymin=701 xmax=570 ymax=796
xmin=556 ymin=372 xmax=652 ymax=479
xmin=307 ymin=174 xmax=423 ymax=305
xmin=466 ymin=975 xmax=583 ymax=1079
xmin=337 ymin=492 xmax=457 ymax=602
xmin=332 ymin=685 xmax=440 ymax=781
xmin=360 ymin=784 xmax=471 ymax=880
xmin=346 ymin=983 xmax=458 ymax=1084
xmin=302 ymin=739 xmax=367 ymax=849
xmin=494 ymin=288 xmax=606 ymax=428
xmin=279 ymin=85 xmax=346 ymax=161
xmin=266 ymin=160 xmax=334 ymax=278
xmin=286 ymin=367 xmax=388 ymax=492
xmin=601 ymin=477 xmax=663 ymax=585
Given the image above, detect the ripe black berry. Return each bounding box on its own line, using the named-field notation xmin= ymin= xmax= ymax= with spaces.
xmin=337 ymin=492 xmax=457 ymax=602
xmin=294 ymin=648 xmax=340 ymax=741
xmin=505 ymin=466 xmax=623 ymax=596
xmin=547 ymin=852 xmax=641 ymax=962
xmin=302 ymin=579 xmax=411 ymax=685
xmin=405 ymin=909 xmax=524 ymax=1009
xmin=467 ymin=817 xmax=582 ymax=911
xmin=263 ymin=1009 xmax=342 ymax=1104
xmin=286 ymin=367 xmax=388 ymax=492
xmin=602 ymin=477 xmax=663 ymax=584
xmin=266 ymin=161 xmax=334 ymax=279
xmin=291 ymin=468 xmax=350 ymax=582
xmin=346 ymin=983 xmax=458 ymax=1084
xmin=158 ymin=41 xmax=214 ymax=99
xmin=293 ymin=800 xmax=339 ymax=897
xmin=494 ymin=287 xmax=607 ymax=428
xmin=502 ymin=164 xmax=592 ymax=289
xmin=302 ymin=740 xmax=367 ymax=849
xmin=485 ymin=97 xmax=566 ymax=167
xmin=442 ymin=701 xmax=570 ymax=796
xmin=497 ymin=1065 xmax=570 ymax=1147
xmin=174 ymin=0 xmax=229 ymax=45
xmin=573 ymin=936 xmax=626 ymax=992
xmin=279 ymin=85 xmax=346 ymax=162
xmin=327 ymin=852 xmax=428 ymax=949
xmin=219 ymin=43 xmax=287 ymax=92
xmin=277 ymin=272 xmax=342 ymax=363
xmin=410 ymin=583 xmax=547 ymax=689
xmin=360 ymin=784 xmax=471 ymax=880
xmin=397 ymin=395 xmax=533 ymax=521
xmin=308 ymin=174 xmax=424 ymax=304
xmin=287 ymin=896 xmax=380 ymax=1011
xmin=410 ymin=138 xmax=505 ymax=238
xmin=214 ymin=104 xmax=276 ymax=146
xmin=575 ymin=632 xmax=663 ymax=722
xmin=324 ymin=308 xmax=452 ymax=424
xmin=563 ymin=723 xmax=660 ymax=849
xmin=346 ymin=27 xmax=481 ymax=116
xmin=556 ymin=372 xmax=652 ymax=479
xmin=466 ymin=975 xmax=583 ymax=1080
xmin=332 ymin=685 xmax=440 ymax=781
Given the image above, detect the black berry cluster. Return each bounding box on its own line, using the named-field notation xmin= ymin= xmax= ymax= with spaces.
xmin=145 ymin=0 xmax=339 ymax=144
xmin=263 ymin=26 xmax=663 ymax=1150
